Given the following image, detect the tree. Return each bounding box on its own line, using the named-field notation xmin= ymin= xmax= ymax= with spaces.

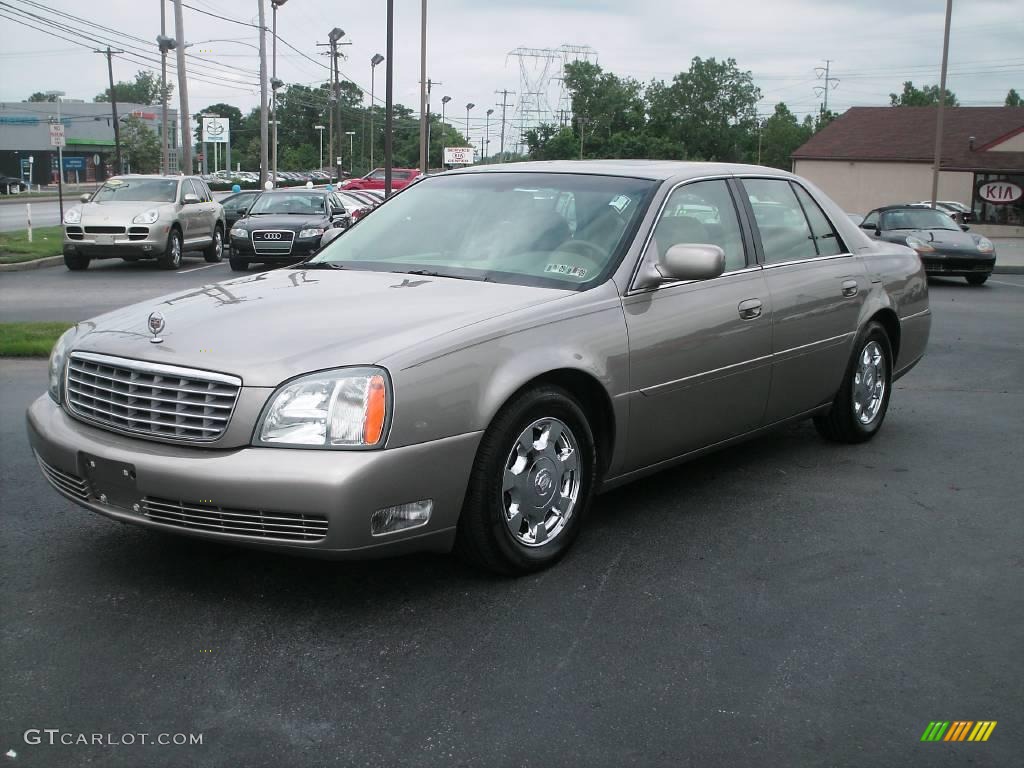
xmin=889 ymin=81 xmax=958 ymax=107
xmin=758 ymin=102 xmax=813 ymax=170
xmin=647 ymin=57 xmax=762 ymax=162
xmin=561 ymin=61 xmax=646 ymax=158
xmin=25 ymin=92 xmax=58 ymax=102
xmin=1006 ymin=88 xmax=1023 ymax=107
xmin=121 ymin=115 xmax=161 ymax=173
xmin=95 ymin=70 xmax=172 ymax=105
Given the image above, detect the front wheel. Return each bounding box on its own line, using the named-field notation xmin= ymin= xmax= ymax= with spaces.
xmin=203 ymin=226 xmax=224 ymax=263
xmin=965 ymin=273 xmax=989 ymax=286
xmin=64 ymin=253 xmax=90 ymax=271
xmin=455 ymin=386 xmax=596 ymax=575
xmin=229 ymin=256 xmax=249 ymax=272
xmin=813 ymin=321 xmax=893 ymax=444
xmin=157 ymin=228 xmax=183 ymax=270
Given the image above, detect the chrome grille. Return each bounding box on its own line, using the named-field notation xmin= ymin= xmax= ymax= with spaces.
xmin=66 ymin=352 xmax=241 ymax=442
xmin=36 ymin=452 xmax=91 ymax=501
xmin=142 ymin=497 xmax=329 ymax=542
xmin=251 ymin=230 xmax=295 ymax=255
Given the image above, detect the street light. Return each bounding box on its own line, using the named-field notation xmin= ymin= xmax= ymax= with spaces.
xmin=465 ymin=102 xmax=475 ymax=155
xmin=314 ymin=124 xmax=325 ymax=170
xmin=369 ymin=53 xmax=384 ymax=170
xmin=271 ymin=0 xmax=288 ymax=186
xmin=485 ymin=108 xmax=493 ymax=163
xmin=345 ymin=130 xmax=355 ymax=174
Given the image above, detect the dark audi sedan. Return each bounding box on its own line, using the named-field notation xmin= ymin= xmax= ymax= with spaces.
xmin=860 ymin=205 xmax=996 ymax=285
xmin=229 ymin=189 xmax=350 ymax=271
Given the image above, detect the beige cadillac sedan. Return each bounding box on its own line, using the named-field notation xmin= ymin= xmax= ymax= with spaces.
xmin=28 ymin=161 xmax=930 ymax=574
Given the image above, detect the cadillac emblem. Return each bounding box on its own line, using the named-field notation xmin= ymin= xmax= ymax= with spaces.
xmin=148 ymin=311 xmax=166 ymax=344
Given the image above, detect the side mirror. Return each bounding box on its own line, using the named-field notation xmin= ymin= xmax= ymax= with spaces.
xmin=331 ymin=206 xmax=345 ymax=217
xmin=660 ymin=243 xmax=725 ymax=282
xmin=960 ymin=224 xmax=970 ymax=232
xmin=319 ymin=228 xmax=345 ymax=249
xmin=80 ymin=193 xmax=91 ymax=203
xmin=182 ymin=193 xmax=200 ymax=205
xmin=860 ymin=221 xmax=876 ymax=230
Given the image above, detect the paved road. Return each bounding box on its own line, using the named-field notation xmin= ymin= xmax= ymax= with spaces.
xmin=1 ymin=277 xmax=1023 ymax=767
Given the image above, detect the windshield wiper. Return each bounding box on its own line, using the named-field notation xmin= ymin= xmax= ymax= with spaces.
xmin=298 ymin=261 xmax=345 ymax=270
xmin=392 ymin=269 xmax=490 ymax=282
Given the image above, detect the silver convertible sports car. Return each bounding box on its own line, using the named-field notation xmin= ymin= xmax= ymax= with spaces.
xmin=28 ymin=161 xmax=931 ymax=574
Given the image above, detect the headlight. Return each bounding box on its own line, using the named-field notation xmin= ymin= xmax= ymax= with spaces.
xmin=48 ymin=327 xmax=77 ymax=404
xmin=905 ymin=236 xmax=935 ymax=254
xmin=132 ymin=208 xmax=160 ymax=224
xmin=255 ymin=367 xmax=389 ymax=448
xmin=63 ymin=208 xmax=81 ymax=224
xmin=230 ymin=227 xmax=248 ymax=239
xmin=973 ymin=236 xmax=994 ymax=253
xmin=298 ymin=227 xmax=325 ymax=239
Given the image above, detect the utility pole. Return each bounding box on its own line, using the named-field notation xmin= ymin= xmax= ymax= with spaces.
xmin=485 ymin=108 xmax=493 ymax=163
xmin=814 ymin=59 xmax=839 ymax=118
xmin=321 ymin=28 xmax=346 ymax=183
xmin=369 ymin=53 xmax=384 ymax=170
xmin=95 ymin=47 xmax=125 ymax=173
xmin=465 ymin=103 xmax=475 ymax=158
xmin=931 ymin=0 xmax=954 ymax=208
xmin=384 ymin=0 xmax=394 ymax=197
xmin=418 ymin=0 xmax=428 ymax=175
xmin=158 ymin=0 xmax=170 ymax=174
xmin=495 ymin=89 xmax=514 ymax=161
xmin=271 ymin=0 xmax=288 ymax=187
xmin=172 ymin=0 xmax=191 ymax=173
xmin=576 ymin=116 xmax=589 ymax=160
xmin=426 ymin=78 xmax=440 ymax=169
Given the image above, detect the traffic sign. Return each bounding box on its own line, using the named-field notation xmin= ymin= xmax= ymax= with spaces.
xmin=443 ymin=147 xmax=473 ymax=165
xmin=49 ymin=123 xmax=65 ymax=147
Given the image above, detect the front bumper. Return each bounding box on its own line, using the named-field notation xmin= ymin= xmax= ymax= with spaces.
xmin=27 ymin=395 xmax=481 ymax=559
xmin=64 ymin=224 xmax=171 ymax=259
xmin=230 ymin=235 xmax=321 ymax=261
xmin=920 ymin=251 xmax=996 ymax=276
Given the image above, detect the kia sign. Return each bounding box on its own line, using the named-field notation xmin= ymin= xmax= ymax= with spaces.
xmin=444 ymin=147 xmax=474 ymax=165
xmin=977 ymin=180 xmax=1022 ymax=205
xmin=202 ymin=117 xmax=229 ymax=144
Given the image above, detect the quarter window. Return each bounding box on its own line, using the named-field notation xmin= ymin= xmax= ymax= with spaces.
xmin=793 ymin=184 xmax=844 ymax=256
xmin=742 ymin=178 xmax=817 ymax=264
xmin=648 ymin=180 xmax=748 ymax=273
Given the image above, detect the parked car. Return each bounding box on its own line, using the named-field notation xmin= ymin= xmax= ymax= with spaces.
xmin=228 ymin=188 xmax=350 ymax=271
xmin=340 ymin=167 xmax=421 ymax=191
xmin=0 ymin=175 xmax=29 ymax=194
xmin=29 ymin=161 xmax=930 ymax=574
xmin=62 ymin=175 xmax=225 ymax=270
xmin=333 ymin=191 xmax=374 ymax=223
xmin=860 ymin=204 xmax=995 ymax=284
xmin=220 ymin=190 xmax=261 ymax=228
xmin=340 ymin=189 xmax=383 ymax=209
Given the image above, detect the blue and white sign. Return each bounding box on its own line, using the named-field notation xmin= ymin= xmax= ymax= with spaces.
xmin=62 ymin=156 xmax=86 ymax=170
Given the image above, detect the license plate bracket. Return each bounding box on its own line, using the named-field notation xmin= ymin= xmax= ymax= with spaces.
xmin=95 ymin=234 xmax=114 ymax=245
xmin=80 ymin=454 xmax=139 ymax=510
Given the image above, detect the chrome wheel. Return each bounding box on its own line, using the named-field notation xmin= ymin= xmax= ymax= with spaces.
xmin=169 ymin=233 xmax=182 ymax=266
xmin=853 ymin=340 xmax=886 ymax=425
xmin=212 ymin=230 xmax=222 ymax=259
xmin=502 ymin=417 xmax=580 ymax=547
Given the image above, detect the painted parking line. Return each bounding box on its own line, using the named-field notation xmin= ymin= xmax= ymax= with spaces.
xmin=988 ymin=279 xmax=1024 ymax=288
xmin=177 ymin=263 xmax=226 ymax=275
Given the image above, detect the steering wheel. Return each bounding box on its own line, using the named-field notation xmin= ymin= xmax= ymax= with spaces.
xmin=557 ymin=238 xmax=606 ymax=261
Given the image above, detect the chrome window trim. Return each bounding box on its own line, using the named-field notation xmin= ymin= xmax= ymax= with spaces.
xmin=625 ymin=264 xmax=764 ymax=297
xmin=626 ymin=174 xmax=753 ymax=295
xmin=761 ymin=253 xmax=854 ymax=270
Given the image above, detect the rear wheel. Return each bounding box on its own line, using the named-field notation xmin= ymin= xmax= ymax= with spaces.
xmin=813 ymin=321 xmax=893 ymax=444
xmin=455 ymin=386 xmax=596 ymax=575
xmin=203 ymin=225 xmax=224 ymax=263
xmin=157 ymin=228 xmax=182 ymax=270
xmin=229 ymin=256 xmax=249 ymax=272
xmin=63 ymin=253 xmax=90 ymax=271
xmin=965 ymin=273 xmax=989 ymax=286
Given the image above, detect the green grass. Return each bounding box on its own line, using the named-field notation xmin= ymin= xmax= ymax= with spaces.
xmin=0 ymin=225 xmax=64 ymax=264
xmin=0 ymin=322 xmax=73 ymax=357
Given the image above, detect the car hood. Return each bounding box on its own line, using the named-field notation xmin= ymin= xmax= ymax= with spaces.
xmin=235 ymin=214 xmax=327 ymax=230
xmin=69 ymin=268 xmax=573 ymax=387
xmin=78 ymin=200 xmax=174 ymax=222
xmin=881 ymin=228 xmax=976 ymax=250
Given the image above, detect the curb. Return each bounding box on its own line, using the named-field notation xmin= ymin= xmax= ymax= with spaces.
xmin=994 ymin=266 xmax=1024 ymax=274
xmin=0 ymin=255 xmax=63 ymax=272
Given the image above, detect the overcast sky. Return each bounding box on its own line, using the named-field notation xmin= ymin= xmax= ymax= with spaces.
xmin=1 ymin=0 xmax=1021 ymax=146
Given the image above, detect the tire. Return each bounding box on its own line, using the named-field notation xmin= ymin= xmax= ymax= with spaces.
xmin=229 ymin=256 xmax=249 ymax=272
xmin=121 ymin=256 xmax=139 ymax=262
xmin=63 ymin=253 xmax=90 ymax=271
xmin=455 ymin=385 xmax=597 ymax=575
xmin=203 ymin=225 xmax=224 ymax=263
xmin=813 ymin=321 xmax=893 ymax=444
xmin=157 ymin=228 xmax=183 ymax=270
xmin=966 ymin=273 xmax=988 ymax=286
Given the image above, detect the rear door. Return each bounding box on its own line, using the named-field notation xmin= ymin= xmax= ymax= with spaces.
xmin=622 ymin=177 xmax=772 ymax=471
xmin=737 ymin=177 xmax=867 ymax=423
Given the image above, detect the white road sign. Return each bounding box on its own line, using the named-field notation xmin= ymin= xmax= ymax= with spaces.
xmin=202 ymin=117 xmax=229 ymax=144
xmin=444 ymin=147 xmax=474 ymax=165
xmin=48 ymin=123 xmax=65 ymax=147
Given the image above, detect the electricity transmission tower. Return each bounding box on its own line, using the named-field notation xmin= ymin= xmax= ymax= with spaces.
xmin=814 ymin=60 xmax=840 ymax=117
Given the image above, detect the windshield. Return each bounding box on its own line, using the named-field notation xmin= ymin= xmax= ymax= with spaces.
xmin=93 ymin=178 xmax=177 ymax=203
xmin=881 ymin=208 xmax=959 ymax=231
xmin=249 ymin=192 xmax=327 ymax=215
xmin=307 ymin=172 xmax=655 ymax=289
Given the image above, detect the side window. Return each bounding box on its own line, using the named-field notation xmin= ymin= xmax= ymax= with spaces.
xmin=181 ymin=179 xmax=197 ymax=202
xmin=793 ymin=184 xmax=844 ymax=256
xmin=200 ymin=181 xmax=213 ymax=202
xmin=742 ymin=178 xmax=817 ymax=264
xmin=648 ymin=180 xmax=747 ymax=273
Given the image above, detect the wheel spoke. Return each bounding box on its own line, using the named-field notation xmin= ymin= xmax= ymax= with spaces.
xmin=558 ymin=447 xmax=578 ymax=472
xmin=530 ymin=518 xmax=548 ymax=545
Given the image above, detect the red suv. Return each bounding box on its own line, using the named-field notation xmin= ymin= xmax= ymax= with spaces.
xmin=340 ymin=168 xmax=421 ymax=191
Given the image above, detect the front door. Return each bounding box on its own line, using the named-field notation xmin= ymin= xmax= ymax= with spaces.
xmin=622 ymin=178 xmax=772 ymax=472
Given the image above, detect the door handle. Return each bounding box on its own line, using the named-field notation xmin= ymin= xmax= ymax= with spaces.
xmin=738 ymin=298 xmax=762 ymax=320
xmin=841 ymin=279 xmax=859 ymax=297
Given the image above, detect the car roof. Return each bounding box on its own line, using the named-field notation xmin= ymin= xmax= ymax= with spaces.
xmin=444 ymin=159 xmax=797 ymax=182
xmin=108 ymin=174 xmax=189 ymax=181
xmin=259 ymin=188 xmax=327 ymax=195
xmin=873 ymin=204 xmax=952 ymax=213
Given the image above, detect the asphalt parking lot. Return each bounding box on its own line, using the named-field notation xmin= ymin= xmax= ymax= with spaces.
xmin=1 ymin=276 xmax=1022 ymax=767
